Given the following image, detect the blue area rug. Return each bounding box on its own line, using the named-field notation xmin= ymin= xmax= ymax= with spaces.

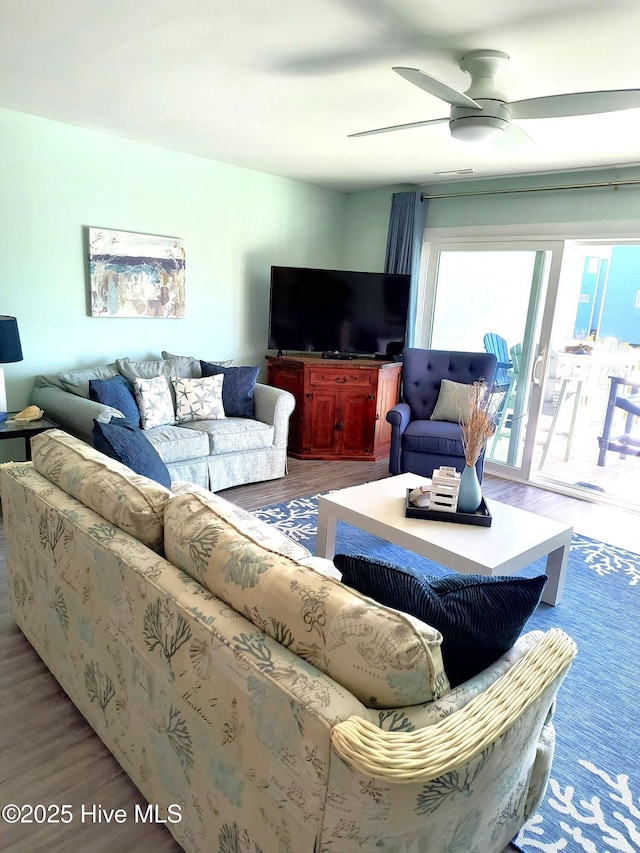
xmin=254 ymin=493 xmax=640 ymax=853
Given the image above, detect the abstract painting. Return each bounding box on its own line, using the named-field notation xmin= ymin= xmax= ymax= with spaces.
xmin=88 ymin=227 xmax=186 ymax=318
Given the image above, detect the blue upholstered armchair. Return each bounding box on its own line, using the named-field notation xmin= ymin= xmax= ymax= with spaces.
xmin=387 ymin=348 xmax=498 ymax=481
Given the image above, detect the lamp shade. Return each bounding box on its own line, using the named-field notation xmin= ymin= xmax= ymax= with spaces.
xmin=0 ymin=316 xmax=23 ymax=363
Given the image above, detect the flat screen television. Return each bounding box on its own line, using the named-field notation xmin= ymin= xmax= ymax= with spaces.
xmin=268 ymin=266 xmax=411 ymax=356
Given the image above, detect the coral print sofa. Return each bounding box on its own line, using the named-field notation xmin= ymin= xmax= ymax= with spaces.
xmin=1 ymin=429 xmax=576 ymax=853
xmin=30 ymin=350 xmax=295 ymax=491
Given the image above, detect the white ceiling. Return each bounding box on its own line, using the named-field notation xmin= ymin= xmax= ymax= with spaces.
xmin=3 ymin=0 xmax=640 ymax=193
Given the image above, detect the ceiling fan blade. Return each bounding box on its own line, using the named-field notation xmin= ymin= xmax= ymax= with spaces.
xmin=510 ymin=89 xmax=640 ymax=120
xmin=392 ymin=67 xmax=481 ymax=109
xmin=348 ymin=117 xmax=449 ymax=138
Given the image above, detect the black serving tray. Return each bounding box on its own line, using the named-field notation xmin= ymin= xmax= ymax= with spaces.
xmin=405 ymin=489 xmax=492 ymax=527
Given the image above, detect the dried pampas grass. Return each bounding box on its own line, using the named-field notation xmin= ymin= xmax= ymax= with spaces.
xmin=459 ymin=380 xmax=496 ymax=466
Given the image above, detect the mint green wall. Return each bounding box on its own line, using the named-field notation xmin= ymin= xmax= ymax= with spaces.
xmin=342 ymin=187 xmax=412 ymax=271
xmin=421 ymin=167 xmax=640 ymax=228
xmin=1 ymin=108 xmax=346 ymax=429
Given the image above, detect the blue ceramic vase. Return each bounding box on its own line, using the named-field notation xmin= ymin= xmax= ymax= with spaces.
xmin=457 ymin=465 xmax=482 ymax=513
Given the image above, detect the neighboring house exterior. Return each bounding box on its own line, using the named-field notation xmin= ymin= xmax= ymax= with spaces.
xmin=575 ymin=245 xmax=640 ymax=346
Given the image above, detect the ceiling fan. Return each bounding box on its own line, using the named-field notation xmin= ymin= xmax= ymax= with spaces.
xmin=349 ymin=50 xmax=640 ymax=143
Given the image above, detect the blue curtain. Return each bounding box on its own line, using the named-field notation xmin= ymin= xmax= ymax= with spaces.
xmin=384 ymin=191 xmax=428 ymax=346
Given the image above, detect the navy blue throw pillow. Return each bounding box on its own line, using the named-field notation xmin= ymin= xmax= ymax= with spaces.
xmin=92 ymin=418 xmax=171 ymax=489
xmin=334 ymin=554 xmax=547 ymax=687
xmin=89 ymin=375 xmax=140 ymax=427
xmin=200 ymin=361 xmax=259 ymax=418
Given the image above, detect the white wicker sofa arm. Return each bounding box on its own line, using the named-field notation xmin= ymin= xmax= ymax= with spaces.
xmin=330 ymin=628 xmax=576 ymax=784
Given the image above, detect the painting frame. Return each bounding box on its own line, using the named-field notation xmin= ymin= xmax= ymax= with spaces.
xmin=87 ymin=227 xmax=186 ymax=318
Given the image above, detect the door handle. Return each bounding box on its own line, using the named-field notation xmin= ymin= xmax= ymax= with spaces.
xmin=532 ymin=346 xmax=546 ymax=385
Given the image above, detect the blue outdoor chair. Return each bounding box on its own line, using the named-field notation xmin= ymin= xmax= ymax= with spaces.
xmin=483 ymin=333 xmax=512 ymax=391
xmin=386 ymin=348 xmax=498 ymax=481
xmin=490 ymin=342 xmax=522 ymax=455
xmin=597 ymin=375 xmax=640 ymax=466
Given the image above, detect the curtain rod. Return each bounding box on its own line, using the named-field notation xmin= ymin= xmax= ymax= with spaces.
xmin=420 ymin=177 xmax=640 ymax=201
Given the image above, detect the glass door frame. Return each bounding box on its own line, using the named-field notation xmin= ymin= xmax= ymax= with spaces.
xmin=415 ymin=236 xmax=567 ymax=483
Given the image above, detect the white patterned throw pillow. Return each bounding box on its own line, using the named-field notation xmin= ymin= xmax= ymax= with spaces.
xmin=173 ymin=375 xmax=226 ymax=423
xmin=133 ymin=376 xmax=175 ymax=429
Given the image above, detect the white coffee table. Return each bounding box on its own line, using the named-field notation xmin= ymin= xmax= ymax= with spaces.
xmin=316 ymin=473 xmax=573 ymax=606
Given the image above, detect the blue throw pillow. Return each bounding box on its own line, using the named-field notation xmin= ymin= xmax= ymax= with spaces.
xmin=89 ymin=375 xmax=140 ymax=427
xmin=92 ymin=418 xmax=171 ymax=489
xmin=334 ymin=554 xmax=547 ymax=687
xmin=200 ymin=361 xmax=259 ymax=418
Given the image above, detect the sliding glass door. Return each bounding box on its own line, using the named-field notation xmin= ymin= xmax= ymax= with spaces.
xmin=418 ymin=240 xmax=565 ymax=481
xmin=419 ymin=235 xmax=640 ymax=508
xmin=533 ymin=240 xmax=640 ymax=509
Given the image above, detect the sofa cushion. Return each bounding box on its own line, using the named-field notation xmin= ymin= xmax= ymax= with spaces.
xmin=161 ymin=350 xmax=203 ymax=378
xmin=166 ymin=484 xmax=312 ymax=562
xmin=200 ymin=361 xmax=260 ymax=418
xmin=334 ymin=553 xmax=547 ymax=687
xmin=172 ymin=375 xmax=226 ymax=423
xmin=162 ymin=350 xmax=235 ymax=377
xmin=182 ymin=417 xmax=273 ymax=453
xmin=133 ymin=376 xmax=175 ymax=429
xmin=58 ymin=362 xmax=119 ymax=398
xmin=430 ymin=379 xmax=475 ymax=424
xmin=89 ymin=375 xmax=141 ymax=426
xmin=144 ymin=424 xmax=210 ymax=463
xmin=402 ymin=419 xmax=464 ymax=456
xmin=30 ymin=429 xmax=171 ymax=552
xmin=116 ymin=355 xmax=196 ymax=383
xmin=164 ymin=493 xmax=449 ymax=708
xmin=92 ymin=418 xmax=172 ymax=488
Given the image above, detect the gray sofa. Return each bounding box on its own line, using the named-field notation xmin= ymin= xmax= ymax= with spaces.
xmin=31 ymin=352 xmax=295 ymax=491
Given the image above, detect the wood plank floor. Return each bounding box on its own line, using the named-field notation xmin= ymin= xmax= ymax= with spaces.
xmin=1 ymin=458 xmax=638 ymax=851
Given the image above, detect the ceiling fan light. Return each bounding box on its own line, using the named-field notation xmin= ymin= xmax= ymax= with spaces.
xmin=449 ymin=115 xmax=508 ymax=142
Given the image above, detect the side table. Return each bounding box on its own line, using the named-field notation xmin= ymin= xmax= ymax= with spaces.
xmin=0 ymin=414 xmax=58 ymax=461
